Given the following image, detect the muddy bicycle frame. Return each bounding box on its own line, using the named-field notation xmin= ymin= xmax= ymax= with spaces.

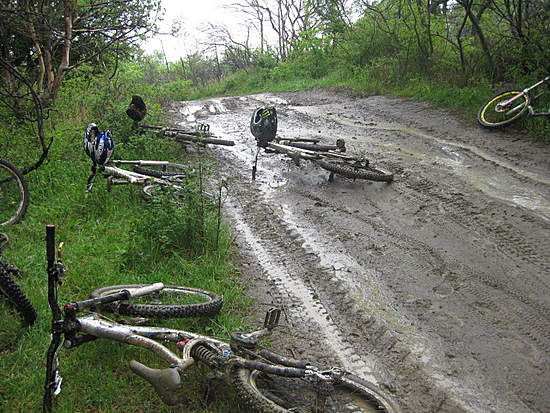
xmin=86 ymin=159 xmax=186 ymax=193
xmin=252 ymin=139 xmax=393 ymax=183
xmin=42 ymin=225 xmax=284 ymax=411
xmin=139 ymin=123 xmax=235 ymax=147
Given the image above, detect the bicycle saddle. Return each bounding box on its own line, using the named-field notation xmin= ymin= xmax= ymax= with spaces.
xmin=129 ymin=360 xmax=181 ymax=405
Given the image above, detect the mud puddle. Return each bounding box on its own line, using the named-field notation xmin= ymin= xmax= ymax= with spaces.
xmin=171 ymin=89 xmax=550 ymax=413
xmin=294 ymin=107 xmax=550 ymax=221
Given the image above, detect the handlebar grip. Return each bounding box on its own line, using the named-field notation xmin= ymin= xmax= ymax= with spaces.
xmin=46 ymin=225 xmax=56 ymax=266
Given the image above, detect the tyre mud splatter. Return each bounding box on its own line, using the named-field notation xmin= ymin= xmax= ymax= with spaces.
xmin=169 ymin=89 xmax=550 ymax=413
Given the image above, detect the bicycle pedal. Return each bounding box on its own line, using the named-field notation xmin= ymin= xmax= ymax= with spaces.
xmin=264 ymin=307 xmax=281 ymax=330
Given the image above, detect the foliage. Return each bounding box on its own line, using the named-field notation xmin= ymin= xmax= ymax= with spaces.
xmin=0 ymin=0 xmax=162 ymax=174
xmin=0 ymin=49 xmax=250 ymax=412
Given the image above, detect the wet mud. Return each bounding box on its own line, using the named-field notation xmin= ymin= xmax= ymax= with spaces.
xmin=169 ymin=89 xmax=550 ymax=413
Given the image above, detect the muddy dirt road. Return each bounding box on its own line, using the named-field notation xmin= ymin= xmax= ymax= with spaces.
xmin=170 ymin=89 xmax=550 ymax=413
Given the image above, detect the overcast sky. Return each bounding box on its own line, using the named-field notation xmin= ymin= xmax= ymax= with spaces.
xmin=142 ymin=0 xmax=244 ymax=61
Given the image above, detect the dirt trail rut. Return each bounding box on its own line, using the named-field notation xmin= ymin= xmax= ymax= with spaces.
xmin=169 ymin=89 xmax=550 ymax=413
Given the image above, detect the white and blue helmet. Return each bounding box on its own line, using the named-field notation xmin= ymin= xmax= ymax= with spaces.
xmin=84 ymin=123 xmax=115 ymax=165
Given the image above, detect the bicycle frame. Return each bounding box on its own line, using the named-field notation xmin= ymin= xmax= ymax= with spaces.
xmin=496 ymin=75 xmax=550 ymax=115
xmin=267 ymin=142 xmax=357 ymax=162
xmin=86 ymin=159 xmax=185 ymax=192
xmin=139 ymin=123 xmax=235 ymax=146
xmin=42 ymin=225 xmax=281 ymax=411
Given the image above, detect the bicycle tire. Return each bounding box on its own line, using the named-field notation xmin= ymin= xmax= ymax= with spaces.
xmin=477 ymin=90 xmax=530 ymax=128
xmin=0 ymin=266 xmax=37 ymax=325
xmin=132 ymin=163 xmax=188 ymax=179
xmin=231 ymin=366 xmax=399 ymax=413
xmin=90 ymin=284 xmax=222 ymax=319
xmin=0 ymin=159 xmax=29 ymax=226
xmin=316 ymin=160 xmax=393 ymax=182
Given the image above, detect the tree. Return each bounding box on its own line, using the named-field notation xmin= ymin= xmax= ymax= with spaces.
xmin=0 ymin=0 xmax=161 ymax=173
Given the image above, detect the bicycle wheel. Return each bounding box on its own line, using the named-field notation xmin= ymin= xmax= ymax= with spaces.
xmin=0 ymin=159 xmax=29 ymax=226
xmin=0 ymin=264 xmax=37 ymax=325
xmin=232 ymin=367 xmax=399 ymax=413
xmin=316 ymin=160 xmax=393 ymax=183
xmin=90 ymin=284 xmax=222 ymax=319
xmin=132 ymin=162 xmax=188 ymax=179
xmin=477 ymin=90 xmax=530 ymax=128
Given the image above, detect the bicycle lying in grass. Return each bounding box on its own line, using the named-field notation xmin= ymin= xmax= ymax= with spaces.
xmin=139 ymin=123 xmax=235 ymax=147
xmin=86 ymin=158 xmax=191 ymax=200
xmin=0 ymin=159 xmax=29 ymax=226
xmin=250 ymin=106 xmax=394 ymax=183
xmin=84 ymin=123 xmax=195 ymax=200
xmin=0 ymin=233 xmax=36 ymax=325
xmin=43 ymin=225 xmax=399 ymax=413
xmin=477 ymin=75 xmax=550 ymax=128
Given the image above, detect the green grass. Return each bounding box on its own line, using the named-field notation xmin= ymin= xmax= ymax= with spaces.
xmin=0 ymin=125 xmax=252 ymax=412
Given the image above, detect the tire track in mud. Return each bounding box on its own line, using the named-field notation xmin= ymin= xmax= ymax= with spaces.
xmin=172 ymin=92 xmax=550 ymax=412
xmin=216 ymin=164 xmax=498 ymax=412
xmin=400 ymin=175 xmax=550 ymax=308
xmin=281 ymin=102 xmax=550 ymax=310
xmin=289 ymin=182 xmax=550 ymax=411
xmin=225 ymin=189 xmax=382 ymax=381
xmin=289 ymin=165 xmax=550 ymax=352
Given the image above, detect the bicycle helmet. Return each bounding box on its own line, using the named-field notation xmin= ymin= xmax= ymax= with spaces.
xmin=83 ymin=123 xmax=115 ymax=165
xmin=250 ymin=106 xmax=277 ymax=147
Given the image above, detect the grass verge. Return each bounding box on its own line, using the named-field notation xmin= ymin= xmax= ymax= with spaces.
xmin=0 ymin=127 xmax=252 ymax=412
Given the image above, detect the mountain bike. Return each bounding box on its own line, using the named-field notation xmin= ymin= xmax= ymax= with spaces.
xmin=139 ymin=123 xmax=235 ymax=147
xmin=0 ymin=233 xmax=37 ymax=325
xmin=477 ymin=75 xmax=550 ymax=128
xmin=86 ymin=159 xmax=191 ymax=200
xmin=254 ymin=139 xmax=394 ymax=183
xmin=0 ymin=159 xmax=29 ymax=226
xmin=43 ymin=225 xmax=399 ymax=413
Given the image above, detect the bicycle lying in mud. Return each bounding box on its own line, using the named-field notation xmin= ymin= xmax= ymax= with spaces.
xmin=250 ymin=106 xmax=393 ymax=183
xmin=253 ymin=139 xmax=394 ymax=183
xmin=139 ymin=123 xmax=235 ymax=147
xmin=0 ymin=233 xmax=36 ymax=325
xmin=477 ymin=75 xmax=550 ymax=128
xmin=0 ymin=158 xmax=29 ymax=226
xmin=43 ymin=224 xmax=399 ymax=413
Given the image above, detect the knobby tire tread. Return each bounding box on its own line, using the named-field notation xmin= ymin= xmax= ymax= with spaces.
xmin=0 ymin=270 xmax=37 ymax=325
xmin=90 ymin=284 xmax=223 ymax=319
xmin=132 ymin=163 xmax=188 ymax=178
xmin=0 ymin=159 xmax=29 ymax=226
xmin=232 ymin=367 xmax=287 ymax=413
xmin=316 ymin=160 xmax=393 ymax=182
xmin=231 ymin=367 xmax=399 ymax=413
